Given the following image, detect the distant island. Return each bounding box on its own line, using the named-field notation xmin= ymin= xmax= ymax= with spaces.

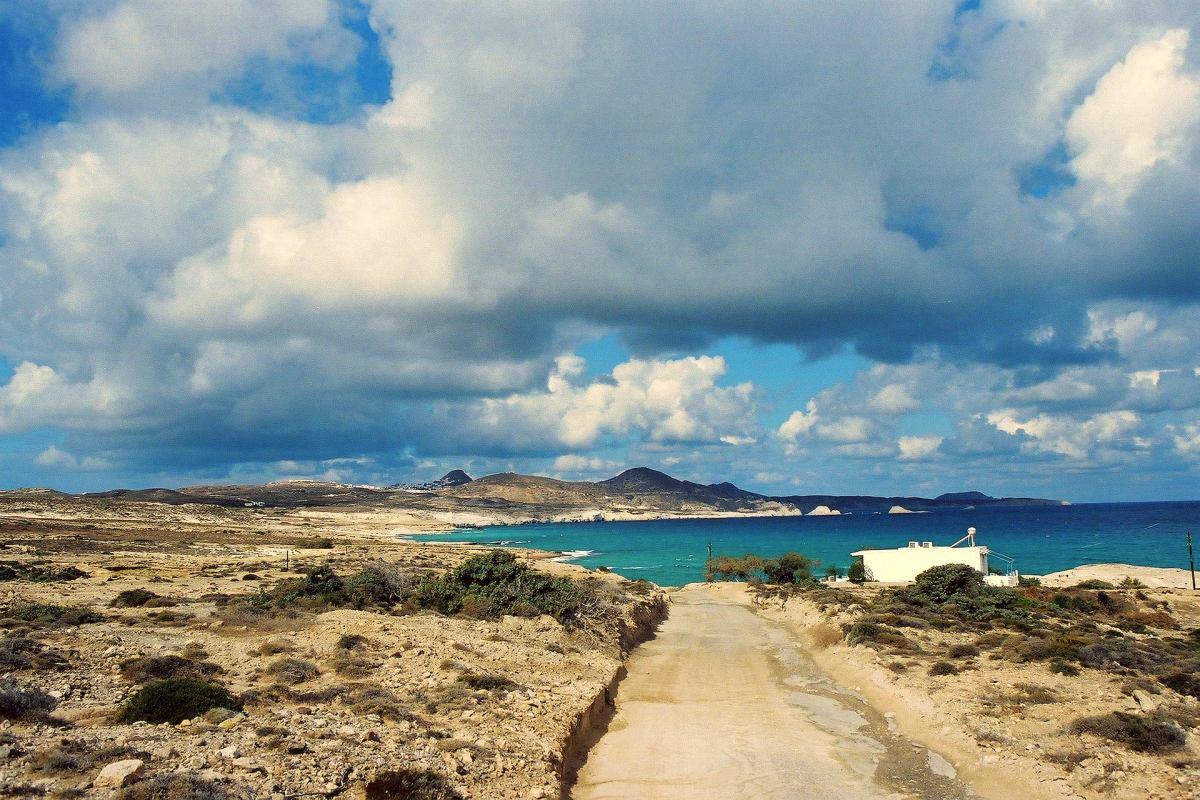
xmin=8 ymin=467 xmax=1063 ymax=525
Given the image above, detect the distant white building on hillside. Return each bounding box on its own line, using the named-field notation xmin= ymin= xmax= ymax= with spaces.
xmin=851 ymin=528 xmax=1018 ymax=586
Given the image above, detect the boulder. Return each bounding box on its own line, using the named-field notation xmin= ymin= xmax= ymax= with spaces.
xmin=94 ymin=759 xmax=145 ymax=789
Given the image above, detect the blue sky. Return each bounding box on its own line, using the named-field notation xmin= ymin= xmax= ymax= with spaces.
xmin=1 ymin=1 xmax=1199 ymax=502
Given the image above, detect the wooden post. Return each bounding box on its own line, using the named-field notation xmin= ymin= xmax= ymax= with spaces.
xmin=1188 ymin=532 xmax=1195 ymax=591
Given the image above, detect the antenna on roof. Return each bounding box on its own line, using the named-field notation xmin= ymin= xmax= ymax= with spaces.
xmin=950 ymin=527 xmax=977 ymax=548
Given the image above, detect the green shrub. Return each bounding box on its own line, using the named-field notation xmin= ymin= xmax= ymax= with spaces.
xmin=0 ymin=680 xmax=57 ymax=719
xmin=929 ymin=661 xmax=958 ymax=676
xmin=0 ymin=562 xmax=88 ymax=583
xmin=704 ymin=554 xmax=766 ymax=582
xmin=364 ymin=769 xmax=462 ymax=800
xmin=457 ymin=673 xmax=518 ymax=691
xmin=118 ymin=678 xmax=242 ymax=725
xmin=1070 ymin=711 xmax=1186 ymax=753
xmin=2 ymin=603 xmax=103 ymax=627
xmin=1073 ymin=579 xmax=1115 ymax=590
xmin=1049 ymin=659 xmax=1080 ymax=676
xmin=763 ymin=553 xmax=818 ymax=585
xmin=110 ymin=589 xmax=160 ymax=608
xmin=1118 ymin=577 xmax=1146 ymax=589
xmin=911 ymin=564 xmax=985 ymax=604
xmin=1017 ymin=575 xmax=1041 ymax=587
xmin=120 ymin=655 xmax=222 ymax=684
xmin=416 ymin=550 xmax=598 ymax=626
xmin=848 ymin=557 xmax=866 ymax=584
xmin=294 ymin=537 xmax=335 ymax=549
xmin=243 ymin=562 xmax=418 ymax=614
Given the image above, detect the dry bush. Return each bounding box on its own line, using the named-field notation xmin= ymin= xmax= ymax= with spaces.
xmin=30 ymin=739 xmax=142 ymax=777
xmin=120 ymin=655 xmax=223 ymax=684
xmin=457 ymin=672 xmax=518 ymax=691
xmin=330 ymin=651 xmax=377 ymax=678
xmin=928 ymin=661 xmax=958 ymax=676
xmin=256 ymin=638 xmax=296 ymax=656
xmin=364 ymin=769 xmax=461 ymax=800
xmin=347 ymin=686 xmax=418 ymax=721
xmin=117 ymin=772 xmax=230 ymax=799
xmin=0 ymin=635 xmax=67 ymax=671
xmin=0 ymin=680 xmax=57 ymax=720
xmin=947 ymin=643 xmax=979 ymax=659
xmin=265 ymin=657 xmax=319 ymax=685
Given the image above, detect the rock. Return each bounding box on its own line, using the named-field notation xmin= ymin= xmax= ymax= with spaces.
xmin=94 ymin=759 xmax=146 ymax=789
xmin=1131 ymin=690 xmax=1157 ymax=711
xmin=218 ymin=745 xmax=241 ymax=759
xmin=206 ymin=707 xmax=241 ymax=724
xmin=528 ymin=788 xmax=547 ymax=799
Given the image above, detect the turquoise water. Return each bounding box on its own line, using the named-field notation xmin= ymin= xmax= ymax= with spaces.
xmin=409 ymin=502 xmax=1200 ymax=587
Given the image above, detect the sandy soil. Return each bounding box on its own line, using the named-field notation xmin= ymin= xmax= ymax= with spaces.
xmin=0 ymin=496 xmax=668 ymax=799
xmin=1039 ymin=564 xmax=1195 ymax=590
xmin=749 ymin=572 xmax=1200 ymax=800
xmin=572 ymin=583 xmax=973 ymax=800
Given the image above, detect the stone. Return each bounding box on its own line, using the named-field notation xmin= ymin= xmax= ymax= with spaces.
xmin=94 ymin=759 xmax=146 ymax=789
xmin=1131 ymin=690 xmax=1157 ymax=711
xmin=218 ymin=745 xmax=241 ymax=759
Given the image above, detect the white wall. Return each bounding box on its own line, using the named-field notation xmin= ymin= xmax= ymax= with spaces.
xmin=858 ymin=546 xmax=987 ymax=583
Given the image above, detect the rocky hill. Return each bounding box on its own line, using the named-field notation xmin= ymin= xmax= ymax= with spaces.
xmin=23 ymin=467 xmax=1061 ymax=523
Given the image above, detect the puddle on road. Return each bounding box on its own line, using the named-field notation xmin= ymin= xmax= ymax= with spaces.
xmin=761 ymin=621 xmax=976 ymax=800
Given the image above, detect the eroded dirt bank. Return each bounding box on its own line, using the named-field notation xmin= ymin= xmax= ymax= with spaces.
xmin=571 ymin=583 xmax=975 ymax=800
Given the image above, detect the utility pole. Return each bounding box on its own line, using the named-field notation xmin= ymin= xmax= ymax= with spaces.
xmin=1189 ymin=532 xmax=1196 ymax=591
xmin=707 ymin=542 xmax=713 ymax=562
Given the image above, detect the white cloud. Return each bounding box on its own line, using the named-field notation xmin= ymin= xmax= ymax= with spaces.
xmin=778 ymin=401 xmax=819 ymax=441
xmin=897 ymin=435 xmax=943 ymax=461
xmin=552 ymin=454 xmax=621 ymax=474
xmin=869 ymin=383 xmax=919 ymax=415
xmin=53 ymin=0 xmax=350 ymax=100
xmin=464 ymin=354 xmax=758 ymax=452
xmin=1173 ymin=423 xmax=1200 ymax=458
xmin=1067 ymin=29 xmax=1200 ymax=210
xmin=987 ymin=409 xmax=1142 ymax=459
xmin=816 ymin=416 xmax=873 ymax=444
xmin=34 ymin=445 xmax=108 ymax=471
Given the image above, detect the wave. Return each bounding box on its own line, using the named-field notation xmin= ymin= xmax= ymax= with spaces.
xmin=552 ymin=549 xmax=597 ymax=561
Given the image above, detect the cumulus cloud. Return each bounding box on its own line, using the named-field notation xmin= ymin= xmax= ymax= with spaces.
xmin=444 ymin=354 xmax=758 ymax=455
xmin=1066 ymin=29 xmax=1200 ymax=211
xmin=898 ymin=435 xmax=943 ymax=461
xmin=34 ymin=445 xmax=107 ymax=471
xmin=0 ymin=1 xmax=1197 ymax=497
xmin=52 ymin=0 xmax=355 ymax=104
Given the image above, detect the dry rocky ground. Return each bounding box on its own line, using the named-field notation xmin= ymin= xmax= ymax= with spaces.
xmin=0 ymin=494 xmax=666 ymax=799
xmin=750 ymin=570 xmax=1200 ymax=800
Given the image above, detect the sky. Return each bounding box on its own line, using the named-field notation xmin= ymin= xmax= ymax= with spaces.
xmin=0 ymin=0 xmax=1199 ymax=502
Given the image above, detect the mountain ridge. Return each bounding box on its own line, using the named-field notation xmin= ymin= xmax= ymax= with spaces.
xmin=48 ymin=466 xmax=1062 ymax=517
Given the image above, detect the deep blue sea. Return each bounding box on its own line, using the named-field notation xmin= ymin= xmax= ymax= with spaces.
xmin=409 ymin=502 xmax=1200 ymax=587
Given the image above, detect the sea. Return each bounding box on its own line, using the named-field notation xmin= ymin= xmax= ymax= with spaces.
xmin=409 ymin=501 xmax=1200 ymax=588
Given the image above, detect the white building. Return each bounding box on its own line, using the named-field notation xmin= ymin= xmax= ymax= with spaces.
xmin=851 ymin=528 xmax=1018 ymax=586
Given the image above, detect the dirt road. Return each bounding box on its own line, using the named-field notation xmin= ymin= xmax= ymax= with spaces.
xmin=571 ymin=584 xmax=975 ymax=800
